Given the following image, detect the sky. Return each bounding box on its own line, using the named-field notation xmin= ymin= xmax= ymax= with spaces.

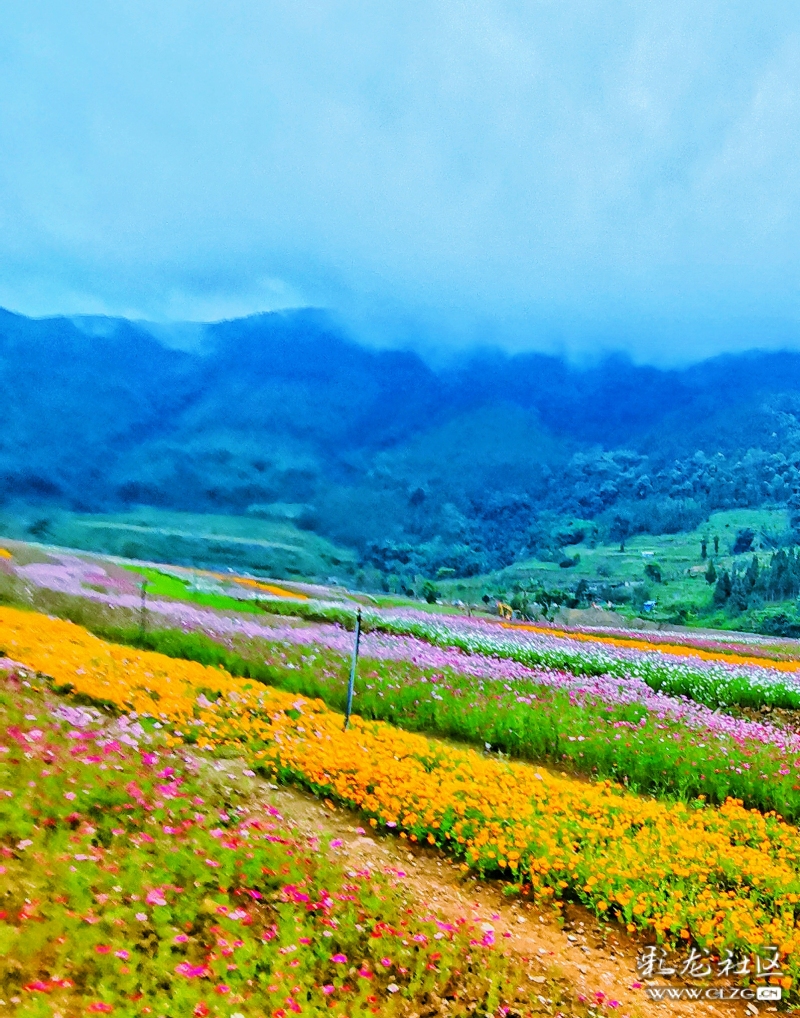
xmin=2 ymin=2 xmax=800 ymax=363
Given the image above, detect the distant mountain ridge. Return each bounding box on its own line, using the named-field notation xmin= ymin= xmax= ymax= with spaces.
xmin=4 ymin=305 xmax=800 ymax=574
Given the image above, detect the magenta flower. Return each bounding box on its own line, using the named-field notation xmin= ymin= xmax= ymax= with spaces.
xmin=115 ymin=950 xmax=129 ymax=960
xmin=175 ymin=962 xmax=209 ymax=978
xmin=331 ymin=953 xmax=347 ymax=963
xmin=322 ymin=985 xmax=335 ymax=995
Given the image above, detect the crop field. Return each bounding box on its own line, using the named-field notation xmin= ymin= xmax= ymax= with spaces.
xmin=3 ymin=539 xmax=800 ymax=1013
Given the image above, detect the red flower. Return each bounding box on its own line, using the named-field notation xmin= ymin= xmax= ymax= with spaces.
xmin=87 ymin=1004 xmax=114 ymax=1013
xmin=23 ymin=980 xmax=51 ymax=993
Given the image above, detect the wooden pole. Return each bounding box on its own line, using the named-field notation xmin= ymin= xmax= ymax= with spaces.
xmin=343 ymin=608 xmax=362 ymax=730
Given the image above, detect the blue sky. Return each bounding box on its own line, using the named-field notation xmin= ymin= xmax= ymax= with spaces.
xmin=1 ymin=2 xmax=800 ymax=362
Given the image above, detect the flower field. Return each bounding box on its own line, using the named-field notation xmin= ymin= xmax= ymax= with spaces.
xmin=3 ymin=605 xmax=800 ymax=991
xmin=0 ymin=655 xmax=581 ymax=1016
xmin=13 ymin=551 xmax=800 ymax=714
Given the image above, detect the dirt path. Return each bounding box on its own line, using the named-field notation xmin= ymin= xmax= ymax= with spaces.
xmin=203 ymin=757 xmax=770 ymax=1018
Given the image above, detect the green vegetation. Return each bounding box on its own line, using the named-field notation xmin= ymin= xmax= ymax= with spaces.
xmin=438 ymin=508 xmax=800 ymax=634
xmin=0 ymin=505 xmax=356 ymax=583
xmin=120 ymin=565 xmax=274 ymax=616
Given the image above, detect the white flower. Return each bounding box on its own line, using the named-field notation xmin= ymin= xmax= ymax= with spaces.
xmin=387 ymin=983 xmax=400 ymax=994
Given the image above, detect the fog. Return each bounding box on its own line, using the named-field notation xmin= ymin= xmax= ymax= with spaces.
xmin=1 ymin=2 xmax=800 ymax=362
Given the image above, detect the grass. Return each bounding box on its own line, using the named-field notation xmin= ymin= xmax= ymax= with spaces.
xmin=120 ymin=566 xmax=273 ymax=616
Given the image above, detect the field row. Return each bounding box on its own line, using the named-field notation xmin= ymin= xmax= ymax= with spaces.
xmin=11 ymin=552 xmax=800 ymax=713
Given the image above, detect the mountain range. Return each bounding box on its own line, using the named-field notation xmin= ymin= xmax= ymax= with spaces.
xmin=4 ymin=306 xmax=800 ymax=576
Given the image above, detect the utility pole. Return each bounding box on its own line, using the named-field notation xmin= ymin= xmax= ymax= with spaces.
xmin=139 ymin=579 xmax=149 ymax=642
xmin=343 ymin=608 xmax=362 ymax=730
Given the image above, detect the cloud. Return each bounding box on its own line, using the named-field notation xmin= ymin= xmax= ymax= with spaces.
xmin=0 ymin=1 xmax=799 ymax=361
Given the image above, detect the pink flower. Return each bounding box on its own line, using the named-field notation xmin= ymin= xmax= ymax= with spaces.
xmin=215 ymin=984 xmax=230 ymax=994
xmin=380 ymin=957 xmax=392 ymax=967
xmin=95 ymin=945 xmax=111 ymax=954
xmin=64 ymin=791 xmax=76 ymax=801
xmin=115 ymin=950 xmax=129 ymax=960
xmin=135 ymin=912 xmax=147 ymax=921
xmin=322 ymin=985 xmax=335 ymax=995
xmin=174 ymin=934 xmax=189 ymax=943
xmin=145 ymin=889 xmax=167 ymax=906
xmin=176 ymin=962 xmax=209 ymax=978
xmin=358 ymin=968 xmax=373 ymax=979
xmin=87 ymin=1005 xmax=113 ymax=1013
xmin=141 ymin=753 xmax=158 ymax=766
xmin=330 ymin=838 xmax=343 ymax=848
xmin=331 ymin=953 xmax=347 ymax=964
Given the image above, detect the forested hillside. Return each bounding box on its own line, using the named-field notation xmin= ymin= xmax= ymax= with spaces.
xmin=4 ymin=306 xmax=800 ymax=578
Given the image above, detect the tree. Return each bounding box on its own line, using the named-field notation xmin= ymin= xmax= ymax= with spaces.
xmin=713 ymin=570 xmax=732 ymax=606
xmin=422 ymin=580 xmax=439 ymax=604
xmin=789 ymin=490 xmax=800 ymax=544
xmin=729 ymin=572 xmax=750 ymax=613
xmin=701 ymin=538 xmax=707 ymax=560
xmin=610 ymin=514 xmax=631 ymax=552
xmin=713 ymin=535 xmax=719 ymax=555
xmin=733 ymin=528 xmax=755 ymax=554
xmin=745 ymin=554 xmax=759 ymax=591
xmin=705 ymin=559 xmax=717 ymax=584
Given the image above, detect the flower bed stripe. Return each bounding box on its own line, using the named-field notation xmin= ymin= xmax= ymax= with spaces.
xmin=2 ymin=606 xmax=800 ymax=976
